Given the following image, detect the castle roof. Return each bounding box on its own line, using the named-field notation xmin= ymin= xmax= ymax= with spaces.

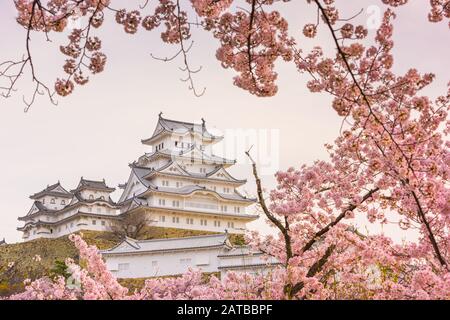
xmin=126 ymin=164 xmax=254 ymax=203
xmin=30 ymin=182 xmax=72 ymax=200
xmin=17 ymin=212 xmax=121 ymax=231
xmin=137 ymin=145 xmax=236 ymax=166
xmin=19 ymin=193 xmax=118 ymax=221
xmin=141 ymin=114 xmax=223 ymax=145
xmin=152 ymin=185 xmax=255 ymax=202
xmin=18 ymin=201 xmax=59 ymax=221
xmin=32 ymin=200 xmax=51 ymax=212
xmin=72 ymin=191 xmax=116 ymax=205
xmin=102 ymin=233 xmax=231 ymax=255
xmin=142 ymin=161 xmax=247 ymax=185
xmin=71 ymin=178 xmax=115 ymax=193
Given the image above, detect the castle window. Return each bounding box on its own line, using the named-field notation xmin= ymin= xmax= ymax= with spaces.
xmin=186 ymin=218 xmax=194 ymax=225
xmin=118 ymin=263 xmax=129 ymax=271
xmin=227 ymin=222 xmax=235 ymax=228
xmin=223 ymin=187 xmax=230 ymax=193
xmin=92 ymin=220 xmax=96 ymax=225
xmin=200 ymin=219 xmax=207 ymax=226
xmin=214 ymin=221 xmax=221 ymax=227
xmin=89 ymin=195 xmax=94 ymax=200
xmin=221 ymin=205 xmax=228 ymax=212
xmin=61 ymin=200 xmax=66 ymax=205
xmin=234 ymin=207 xmax=240 ymax=213
xmin=172 ymin=200 xmax=180 ymax=207
xmin=160 ymin=215 xmax=165 ymax=222
xmin=152 ymin=261 xmax=158 ymax=267
xmin=50 ymin=198 xmax=56 ymax=204
xmin=180 ymin=258 xmax=192 ymax=265
xmin=200 ymin=168 xmax=206 ymax=173
xmin=158 ymin=199 xmax=166 ymax=206
xmin=172 ymin=216 xmax=179 ymax=223
xmin=100 ymin=196 xmax=105 ymax=200
xmin=101 ymin=221 xmax=106 ymax=226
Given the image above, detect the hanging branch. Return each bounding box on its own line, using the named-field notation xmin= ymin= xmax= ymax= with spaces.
xmin=1 ymin=0 xmax=56 ymax=111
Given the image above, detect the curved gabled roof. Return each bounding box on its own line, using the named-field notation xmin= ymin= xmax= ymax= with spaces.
xmin=18 ymin=201 xmax=58 ymax=221
xmin=102 ymin=233 xmax=229 ymax=255
xmin=17 ymin=212 xmax=121 ymax=231
xmin=149 ymin=184 xmax=256 ymax=203
xmin=30 ymin=182 xmax=72 ymax=200
xmin=141 ymin=114 xmax=223 ymax=145
xmin=131 ymin=165 xmax=157 ymax=188
xmin=118 ymin=195 xmax=148 ymax=212
xmin=142 ymin=161 xmax=247 ymax=185
xmin=137 ymin=145 xmax=235 ymax=166
xmin=123 ymin=162 xmax=255 ymax=204
xmin=19 ymin=194 xmax=118 ymax=221
xmin=72 ymin=191 xmax=116 ymax=206
xmin=70 ymin=178 xmax=115 ymax=193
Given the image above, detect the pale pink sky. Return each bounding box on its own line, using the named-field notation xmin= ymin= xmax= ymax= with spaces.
xmin=0 ymin=1 xmax=448 ymax=243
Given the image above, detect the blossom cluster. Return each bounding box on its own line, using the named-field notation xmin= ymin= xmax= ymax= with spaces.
xmin=11 ymin=0 xmax=449 ymax=99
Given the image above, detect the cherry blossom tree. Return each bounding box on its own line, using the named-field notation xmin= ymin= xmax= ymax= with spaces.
xmin=1 ymin=0 xmax=448 ymax=108
xmin=2 ymin=0 xmax=449 ymax=300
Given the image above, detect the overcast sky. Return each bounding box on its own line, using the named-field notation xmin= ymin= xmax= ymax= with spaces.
xmin=0 ymin=1 xmax=448 ymax=243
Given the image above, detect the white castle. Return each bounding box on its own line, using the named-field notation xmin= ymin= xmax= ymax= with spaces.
xmin=16 ymin=114 xmax=281 ymax=278
xmin=18 ymin=114 xmax=258 ymax=241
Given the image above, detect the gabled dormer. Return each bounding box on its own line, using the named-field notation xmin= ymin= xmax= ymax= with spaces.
xmin=18 ymin=201 xmax=57 ymax=221
xmin=29 ymin=182 xmax=72 ymax=200
xmin=207 ymin=167 xmax=247 ymax=185
xmin=70 ymin=177 xmax=116 ymax=203
xmin=118 ymin=165 xmax=157 ymax=203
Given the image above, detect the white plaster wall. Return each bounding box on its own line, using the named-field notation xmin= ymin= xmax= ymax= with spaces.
xmin=22 ymin=216 xmax=117 ymax=241
xmin=38 ymin=195 xmax=69 ymax=210
xmin=105 ymin=247 xmax=224 ymax=278
xmin=148 ymin=211 xmax=246 ymax=234
xmin=79 ymin=189 xmax=113 ymax=202
xmin=147 ymin=191 xmax=246 ymax=216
